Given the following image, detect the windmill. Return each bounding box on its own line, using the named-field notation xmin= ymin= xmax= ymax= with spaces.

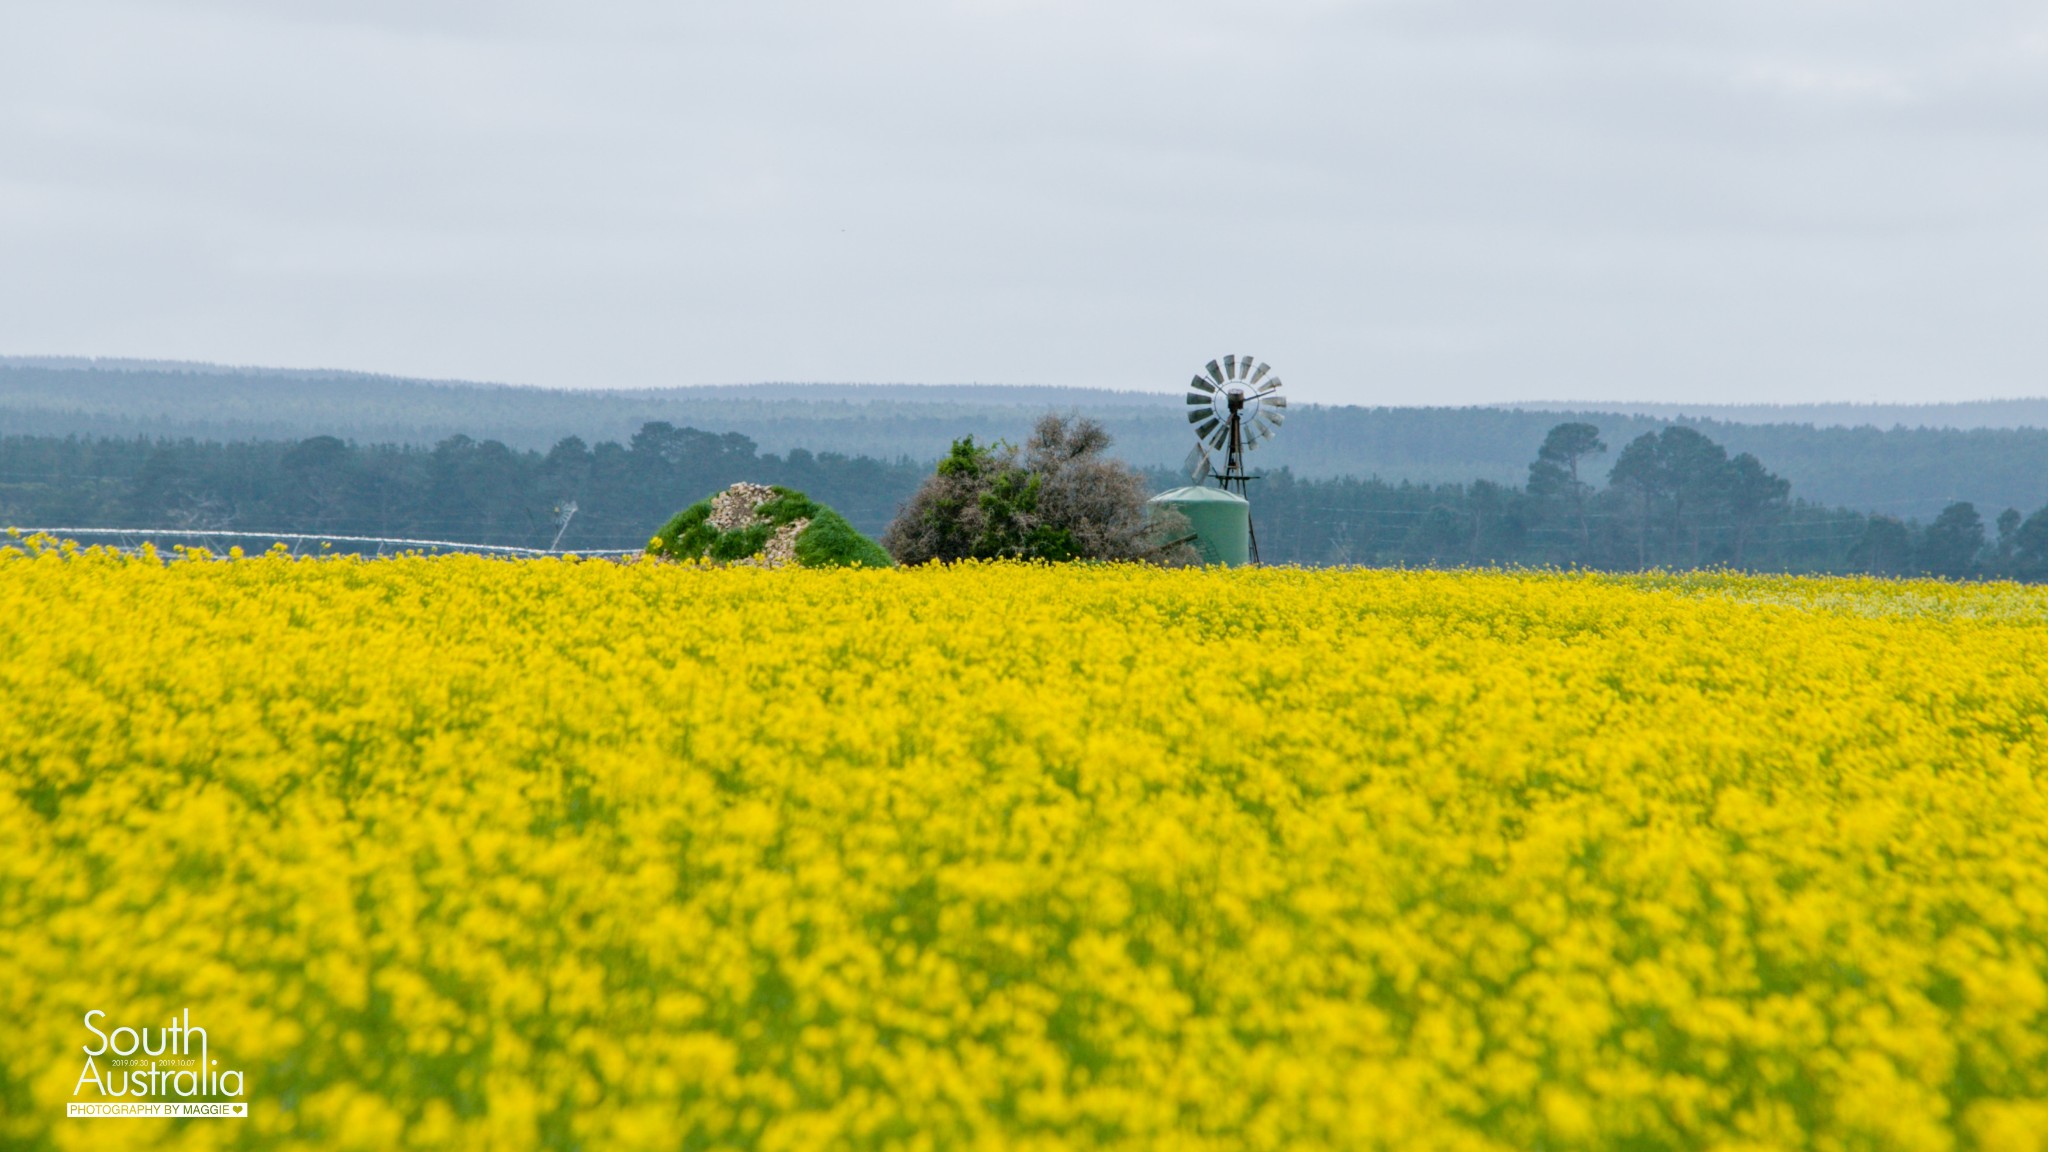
xmin=1183 ymin=355 xmax=1284 ymax=561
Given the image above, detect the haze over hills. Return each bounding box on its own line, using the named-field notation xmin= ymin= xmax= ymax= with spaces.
xmin=0 ymin=356 xmax=1176 ymax=406
xmin=12 ymin=357 xmax=2047 ymax=431
xmin=1508 ymin=398 xmax=2048 ymax=431
xmin=0 ymin=357 xmax=1181 ymax=460
xmin=6 ymin=357 xmax=2048 ymax=519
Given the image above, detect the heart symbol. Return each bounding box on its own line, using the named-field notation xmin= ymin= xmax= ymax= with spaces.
xmin=233 ymin=1105 xmax=244 ymax=1114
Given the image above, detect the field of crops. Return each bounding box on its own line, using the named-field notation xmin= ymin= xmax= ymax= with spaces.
xmin=4 ymin=539 xmax=2048 ymax=1151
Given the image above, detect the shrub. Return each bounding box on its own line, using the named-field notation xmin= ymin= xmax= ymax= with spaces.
xmin=791 ymin=507 xmax=893 ymax=568
xmin=882 ymin=414 xmax=1193 ymax=566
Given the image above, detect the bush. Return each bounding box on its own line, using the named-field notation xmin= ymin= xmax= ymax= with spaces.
xmin=648 ymin=483 xmax=891 ymax=567
xmin=882 ymin=414 xmax=1193 ymax=566
xmin=792 ymin=507 xmax=893 ymax=568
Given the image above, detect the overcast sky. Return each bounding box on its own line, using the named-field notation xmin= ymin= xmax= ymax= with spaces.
xmin=2 ymin=1 xmax=2044 ymax=405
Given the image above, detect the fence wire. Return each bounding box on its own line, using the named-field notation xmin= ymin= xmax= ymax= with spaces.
xmin=4 ymin=527 xmax=639 ymax=558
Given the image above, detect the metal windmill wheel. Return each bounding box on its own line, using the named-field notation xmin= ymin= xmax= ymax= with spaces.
xmin=1181 ymin=354 xmax=1285 ymax=560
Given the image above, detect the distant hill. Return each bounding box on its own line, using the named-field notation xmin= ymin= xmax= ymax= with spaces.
xmin=0 ymin=359 xmax=1179 ymax=460
xmin=1513 ymin=398 xmax=2048 ymax=431
xmin=0 ymin=356 xmax=1180 ymax=406
xmin=6 ymin=358 xmax=2048 ymax=519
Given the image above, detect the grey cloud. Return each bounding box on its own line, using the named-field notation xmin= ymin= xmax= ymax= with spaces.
xmin=2 ymin=0 xmax=2044 ymax=404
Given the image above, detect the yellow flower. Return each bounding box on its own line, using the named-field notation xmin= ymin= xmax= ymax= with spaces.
xmin=2 ymin=540 xmax=2046 ymax=1149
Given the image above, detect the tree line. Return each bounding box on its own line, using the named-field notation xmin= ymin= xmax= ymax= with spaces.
xmin=4 ymin=420 xmax=2048 ymax=579
xmin=0 ymin=425 xmax=927 ymax=551
xmin=1234 ymin=422 xmax=2048 ymax=580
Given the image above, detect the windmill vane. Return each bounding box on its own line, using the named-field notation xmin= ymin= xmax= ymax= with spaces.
xmin=1181 ymin=354 xmax=1285 ymax=492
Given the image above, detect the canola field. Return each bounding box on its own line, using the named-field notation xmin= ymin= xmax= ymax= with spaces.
xmin=4 ymin=539 xmax=2048 ymax=1152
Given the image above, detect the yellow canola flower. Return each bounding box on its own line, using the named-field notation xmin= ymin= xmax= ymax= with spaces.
xmin=2 ymin=543 xmax=2047 ymax=1151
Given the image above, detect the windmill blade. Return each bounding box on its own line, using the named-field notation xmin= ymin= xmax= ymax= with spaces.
xmin=1183 ymin=356 xmax=1290 ymax=462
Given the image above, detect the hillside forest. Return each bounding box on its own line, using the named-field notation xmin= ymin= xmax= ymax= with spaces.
xmin=5 ymin=420 xmax=2047 ymax=579
xmin=9 ymin=363 xmax=2048 ymax=518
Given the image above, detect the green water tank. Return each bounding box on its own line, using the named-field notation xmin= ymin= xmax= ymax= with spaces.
xmin=1149 ymin=486 xmax=1251 ymax=566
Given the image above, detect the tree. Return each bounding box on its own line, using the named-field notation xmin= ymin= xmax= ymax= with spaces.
xmin=2010 ymin=506 xmax=2048 ymax=582
xmin=1407 ymin=504 xmax=1466 ymax=565
xmin=628 ymin=422 xmax=756 ymax=470
xmin=1606 ymin=426 xmax=1738 ymax=568
xmin=1607 ymin=433 xmax=1665 ymax=569
xmin=1658 ymin=427 xmax=1732 ymax=566
xmin=1526 ymin=423 xmax=1605 ymax=555
xmin=1724 ymin=453 xmax=1791 ymax=566
xmin=1918 ymin=502 xmax=1985 ymax=579
xmin=1850 ymin=516 xmax=1913 ymax=576
xmin=1995 ymin=507 xmax=2022 ymax=572
xmin=279 ymin=435 xmax=356 ymax=531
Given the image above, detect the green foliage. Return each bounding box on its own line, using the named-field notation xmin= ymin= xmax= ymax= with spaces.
xmin=884 ymin=418 xmax=1167 ymax=565
xmin=649 ymin=501 xmax=716 ymax=559
xmin=646 ymin=485 xmax=891 ymax=567
xmin=974 ymin=466 xmax=1080 ymax=562
xmin=936 ymin=437 xmax=988 ymax=479
xmin=793 ymin=507 xmax=894 ymax=568
xmin=974 ymin=469 xmax=1053 ymax=560
xmin=920 ymin=436 xmax=1064 ymax=562
xmin=706 ymin=524 xmax=774 ymax=562
xmin=755 ymin=487 xmax=819 ymax=526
